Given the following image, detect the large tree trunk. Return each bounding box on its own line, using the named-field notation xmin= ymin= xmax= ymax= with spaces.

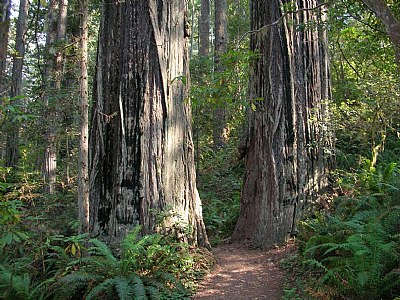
xmin=232 ymin=0 xmax=333 ymax=248
xmin=78 ymin=0 xmax=89 ymax=233
xmin=212 ymin=0 xmax=228 ymax=150
xmin=5 ymin=0 xmax=29 ymax=168
xmin=0 ymin=0 xmax=11 ymax=99
xmin=43 ymin=0 xmax=68 ymax=193
xmin=360 ymin=0 xmax=400 ymax=67
xmin=89 ymin=0 xmax=209 ymax=248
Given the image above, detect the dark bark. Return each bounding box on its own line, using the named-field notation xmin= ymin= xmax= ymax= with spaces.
xmin=90 ymin=0 xmax=209 ymax=248
xmin=232 ymin=0 xmax=333 ymax=248
xmin=5 ymin=0 xmax=29 ymax=168
xmin=0 ymin=0 xmax=11 ymax=99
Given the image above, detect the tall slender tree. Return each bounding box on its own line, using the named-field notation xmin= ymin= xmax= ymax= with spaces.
xmin=43 ymin=0 xmax=68 ymax=193
xmin=5 ymin=0 xmax=29 ymax=168
xmin=89 ymin=0 xmax=209 ymax=247
xmin=232 ymin=0 xmax=333 ymax=248
xmin=212 ymin=0 xmax=228 ymax=150
xmin=0 ymin=0 xmax=11 ymax=100
xmin=78 ymin=0 xmax=89 ymax=233
xmin=43 ymin=0 xmax=58 ymax=193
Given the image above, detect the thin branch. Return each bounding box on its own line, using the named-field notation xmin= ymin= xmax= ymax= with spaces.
xmin=340 ymin=0 xmax=385 ymax=34
xmin=337 ymin=39 xmax=362 ymax=79
xmin=235 ymin=2 xmax=329 ymax=48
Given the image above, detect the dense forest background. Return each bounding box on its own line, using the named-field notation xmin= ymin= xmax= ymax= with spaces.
xmin=1 ymin=0 xmax=400 ymax=299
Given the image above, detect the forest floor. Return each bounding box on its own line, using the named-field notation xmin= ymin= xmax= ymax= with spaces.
xmin=193 ymin=242 xmax=295 ymax=300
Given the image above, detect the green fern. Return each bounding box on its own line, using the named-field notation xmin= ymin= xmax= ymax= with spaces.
xmin=0 ymin=270 xmax=31 ymax=299
xmin=129 ymin=273 xmax=147 ymax=299
xmin=298 ymin=188 xmax=400 ymax=299
xmin=85 ymin=277 xmax=121 ymax=300
xmin=51 ymin=226 xmax=195 ymax=299
xmin=88 ymin=238 xmax=118 ymax=263
xmin=54 ymin=272 xmax=100 ymax=299
xmin=0 ymin=263 xmax=46 ymax=300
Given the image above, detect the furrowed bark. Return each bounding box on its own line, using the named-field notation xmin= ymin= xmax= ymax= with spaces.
xmin=90 ymin=0 xmax=209 ymax=248
xmin=233 ymin=0 xmax=333 ymax=248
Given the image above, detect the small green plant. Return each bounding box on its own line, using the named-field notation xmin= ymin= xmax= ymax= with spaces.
xmin=0 ymin=200 xmax=29 ymax=251
xmin=282 ymin=286 xmax=302 ymax=300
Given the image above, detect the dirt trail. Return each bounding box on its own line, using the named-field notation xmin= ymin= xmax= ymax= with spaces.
xmin=193 ymin=243 xmax=292 ymax=300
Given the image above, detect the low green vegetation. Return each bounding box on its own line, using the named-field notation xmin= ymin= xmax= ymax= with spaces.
xmin=283 ymin=160 xmax=400 ymax=299
xmin=197 ymin=143 xmax=243 ymax=245
xmin=303 ymin=166 xmax=399 ymax=298
xmin=0 ymin=185 xmax=212 ymax=299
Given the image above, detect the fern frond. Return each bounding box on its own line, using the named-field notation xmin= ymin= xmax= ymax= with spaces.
xmin=56 ymin=272 xmax=98 ymax=299
xmin=88 ymin=238 xmax=117 ymax=264
xmin=381 ymin=271 xmax=400 ymax=294
xmin=0 ymin=271 xmax=31 ymax=299
xmin=320 ymin=269 xmax=343 ymax=287
xmin=113 ymin=276 xmax=134 ymax=300
xmin=128 ymin=273 xmax=147 ymax=299
xmin=85 ymin=277 xmax=116 ymax=300
xmin=145 ymin=285 xmax=161 ymax=300
xmin=143 ymin=276 xmax=170 ymax=294
xmin=122 ymin=225 xmax=142 ymax=246
xmin=154 ymin=271 xmax=187 ymax=293
xmin=303 ymin=258 xmax=329 ymax=272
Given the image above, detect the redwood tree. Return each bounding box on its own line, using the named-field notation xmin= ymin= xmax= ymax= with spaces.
xmin=89 ymin=0 xmax=209 ymax=247
xmin=232 ymin=0 xmax=333 ymax=248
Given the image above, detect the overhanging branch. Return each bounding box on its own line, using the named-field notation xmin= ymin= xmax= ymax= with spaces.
xmin=235 ymin=2 xmax=329 ymax=49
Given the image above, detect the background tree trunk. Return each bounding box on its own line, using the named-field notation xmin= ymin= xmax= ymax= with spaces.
xmin=43 ymin=0 xmax=58 ymax=193
xmin=5 ymin=0 xmax=29 ymax=168
xmin=213 ymin=0 xmax=228 ymax=150
xmin=199 ymin=0 xmax=210 ymax=56
xmin=90 ymin=0 xmax=209 ymax=248
xmin=78 ymin=0 xmax=89 ymax=233
xmin=43 ymin=0 xmax=68 ymax=193
xmin=232 ymin=0 xmax=333 ymax=248
xmin=0 ymin=0 xmax=11 ymax=99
